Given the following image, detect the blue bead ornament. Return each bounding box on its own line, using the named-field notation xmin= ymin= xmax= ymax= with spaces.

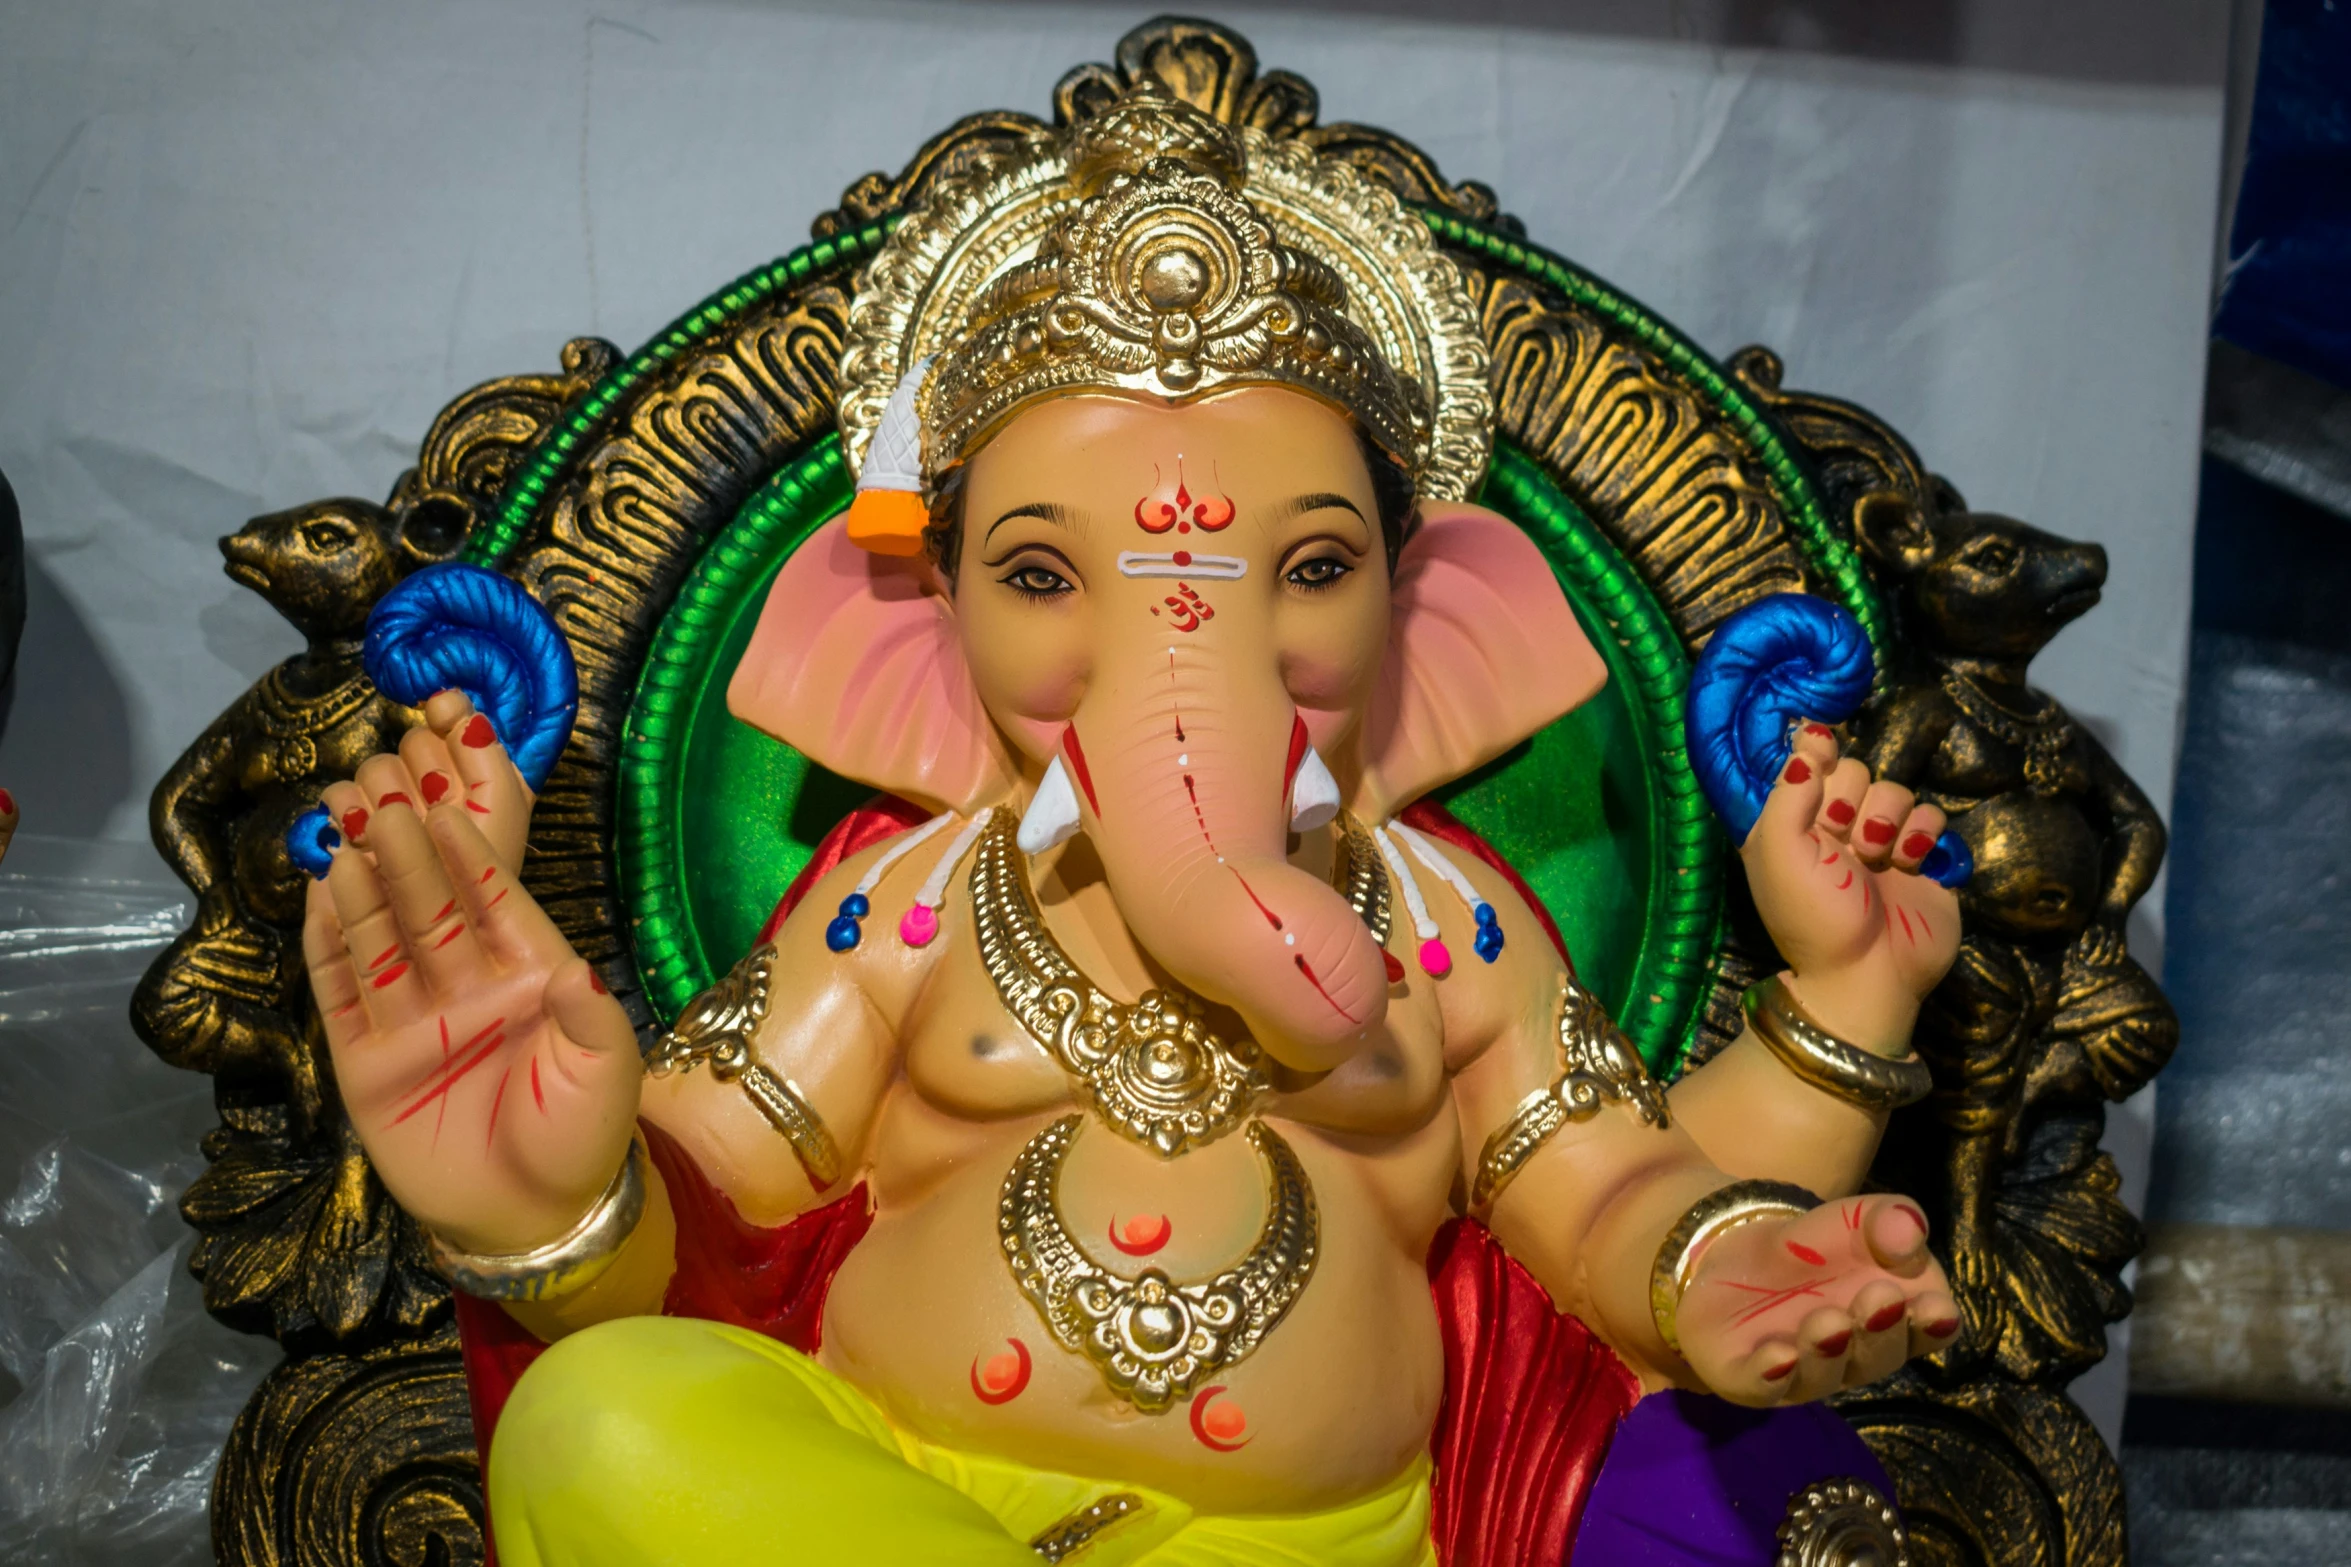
xmin=825 ymin=894 xmax=870 ymax=952
xmin=1472 ymin=902 xmax=1504 ymax=963
xmin=1685 ymin=593 xmax=1973 ymax=889
xmin=289 ymin=806 xmax=338 ymax=879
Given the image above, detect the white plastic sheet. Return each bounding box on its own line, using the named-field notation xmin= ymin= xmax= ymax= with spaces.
xmin=0 ymin=838 xmax=273 ymax=1566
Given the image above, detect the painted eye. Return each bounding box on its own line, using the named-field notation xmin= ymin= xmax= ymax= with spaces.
xmin=1965 ymin=541 xmax=2019 ymax=576
xmin=301 ymin=523 xmax=354 ymax=553
xmin=1285 ymin=557 xmax=1352 ymax=590
xmin=1002 ymin=564 xmax=1073 ymax=598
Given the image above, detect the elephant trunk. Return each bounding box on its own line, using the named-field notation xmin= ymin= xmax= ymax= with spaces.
xmin=1074 ymin=645 xmax=1388 ymax=1072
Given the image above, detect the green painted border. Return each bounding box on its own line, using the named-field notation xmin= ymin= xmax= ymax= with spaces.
xmin=462 ymin=219 xmax=893 ymax=570
xmin=1479 ymin=446 xmax=1722 ymax=1074
xmin=617 ymin=441 xmax=854 ymax=1019
xmin=1420 ymin=210 xmax=1890 ymax=655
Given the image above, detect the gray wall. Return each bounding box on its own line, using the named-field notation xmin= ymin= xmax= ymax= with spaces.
xmin=0 ymin=0 xmax=2231 ymax=1439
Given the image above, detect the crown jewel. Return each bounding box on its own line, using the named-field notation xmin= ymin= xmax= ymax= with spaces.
xmin=838 ymin=79 xmax=1491 ymax=510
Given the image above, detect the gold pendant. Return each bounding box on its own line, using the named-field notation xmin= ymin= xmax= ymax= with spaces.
xmin=998 ymin=1114 xmax=1319 ymax=1413
xmin=968 ymin=808 xmax=1390 ymax=1158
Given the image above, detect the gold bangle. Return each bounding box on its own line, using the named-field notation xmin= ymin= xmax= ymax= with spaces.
xmin=646 ymin=943 xmax=844 ymax=1188
xmin=1743 ymin=976 xmax=1933 ymax=1112
xmin=428 ymin=1135 xmax=648 ymax=1302
xmin=1648 ymin=1178 xmax=1820 ymax=1357
xmin=1470 ymin=976 xmax=1668 ymax=1216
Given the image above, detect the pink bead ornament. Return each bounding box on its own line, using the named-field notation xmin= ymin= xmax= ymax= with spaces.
xmin=899 ymin=904 xmax=940 ymax=947
xmin=1417 ymin=937 xmax=1453 ymax=978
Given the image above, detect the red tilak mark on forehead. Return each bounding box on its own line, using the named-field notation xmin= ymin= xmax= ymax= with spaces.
xmin=1060 ymin=727 xmax=1101 ymax=817
xmin=1283 ymin=713 xmax=1310 ymax=800
xmin=1135 ymin=461 xmax=1235 ymax=535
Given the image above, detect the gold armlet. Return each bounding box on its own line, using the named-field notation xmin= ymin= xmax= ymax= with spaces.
xmin=428 ymin=1135 xmax=648 ymax=1302
xmin=1648 ymin=1178 xmax=1820 ymax=1357
xmin=645 ymin=943 xmax=844 ymax=1188
xmin=1470 ymin=977 xmax=1669 ymax=1216
xmin=1743 ymin=976 xmax=1933 ymax=1112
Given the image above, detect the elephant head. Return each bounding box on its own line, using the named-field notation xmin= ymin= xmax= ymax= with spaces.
xmin=728 ymin=387 xmax=1604 ymax=1070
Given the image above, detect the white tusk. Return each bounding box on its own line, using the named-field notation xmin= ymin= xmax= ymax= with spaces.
xmin=1288 ymin=745 xmax=1341 ymax=833
xmin=1018 ymin=756 xmax=1084 ymax=855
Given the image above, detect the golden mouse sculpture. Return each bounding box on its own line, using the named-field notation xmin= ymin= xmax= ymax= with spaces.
xmin=299 ymin=85 xmax=1965 ymax=1563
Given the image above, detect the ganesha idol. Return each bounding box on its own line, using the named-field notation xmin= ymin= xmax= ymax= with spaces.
xmin=302 ymin=85 xmax=1966 ymax=1565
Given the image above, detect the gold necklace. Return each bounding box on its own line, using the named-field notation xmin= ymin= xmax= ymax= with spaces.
xmin=967 ymin=808 xmax=1390 ymax=1158
xmin=999 ymin=1114 xmax=1319 ymax=1413
xmin=1940 ymin=670 xmax=2073 ymax=796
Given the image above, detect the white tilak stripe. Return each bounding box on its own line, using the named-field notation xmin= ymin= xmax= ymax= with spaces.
xmin=1117 ymin=551 xmax=1248 ymax=580
xmin=1373 ymin=825 xmax=1440 ymax=941
xmin=852 ymin=811 xmax=954 ymax=899
xmin=914 ymin=813 xmax=991 ymax=909
xmin=1391 ymin=822 xmax=1487 ymax=915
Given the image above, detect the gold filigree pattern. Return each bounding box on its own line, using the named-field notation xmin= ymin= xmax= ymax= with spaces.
xmin=838 ymin=84 xmax=1491 ymax=502
xmin=970 ymin=811 xmax=1271 ymax=1157
xmin=1480 ymin=272 xmax=1808 ymax=641
xmin=1028 ymin=1493 xmax=1148 ymax=1562
xmin=1471 ymin=975 xmax=1669 ymax=1213
xmin=1000 ymin=1115 xmax=1318 ymax=1413
xmin=1334 ymin=812 xmax=1394 ymax=950
xmin=644 ymin=943 xmax=843 ymax=1188
xmin=1775 ymin=1477 xmax=1910 ymax=1567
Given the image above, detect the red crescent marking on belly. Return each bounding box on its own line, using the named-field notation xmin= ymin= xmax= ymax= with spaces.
xmin=1190 ymin=1385 xmax=1251 ymax=1451
xmin=1108 ymin=1213 xmax=1172 ymax=1256
xmin=969 ymin=1338 xmax=1032 ymax=1405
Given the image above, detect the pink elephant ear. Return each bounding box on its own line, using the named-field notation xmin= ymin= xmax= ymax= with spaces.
xmin=726 ymin=518 xmax=1019 ymax=814
xmin=1354 ymin=503 xmax=1608 ymax=820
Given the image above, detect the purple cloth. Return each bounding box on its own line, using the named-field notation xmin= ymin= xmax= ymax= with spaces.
xmin=1568 ymin=1392 xmax=1897 ymax=1565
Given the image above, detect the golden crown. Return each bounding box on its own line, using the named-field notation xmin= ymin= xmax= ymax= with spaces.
xmin=838 ymin=81 xmax=1492 ymax=518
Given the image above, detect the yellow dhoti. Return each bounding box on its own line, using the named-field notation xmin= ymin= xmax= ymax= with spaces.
xmin=489 ymin=1315 xmax=1437 ymax=1566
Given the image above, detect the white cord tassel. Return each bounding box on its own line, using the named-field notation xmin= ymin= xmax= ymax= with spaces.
xmin=899 ymin=813 xmax=989 ymax=947
xmin=823 ymin=810 xmax=953 ymax=952
xmin=1288 ymin=745 xmax=1341 ymax=832
xmin=1391 ymin=821 xmax=1505 ymax=964
xmin=1017 ymin=756 xmax=1083 ymax=855
xmin=1373 ymin=824 xmax=1451 ymax=978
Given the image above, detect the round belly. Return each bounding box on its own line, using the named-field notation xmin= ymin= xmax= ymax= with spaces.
xmin=820 ymin=1106 xmax=1446 ymax=1515
xmin=1956 ymin=793 xmax=2105 ymax=941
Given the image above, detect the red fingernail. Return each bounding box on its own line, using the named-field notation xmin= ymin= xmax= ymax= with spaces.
xmin=342 ymin=808 xmax=369 ymax=841
xmin=378 ymin=791 xmax=412 ymax=809
xmin=1901 ymin=831 xmax=1933 ymax=859
xmin=1927 ymin=1317 xmax=1959 ymax=1339
xmin=420 ymin=772 xmax=452 ymax=806
xmin=1763 ymin=1359 xmax=1797 ymax=1382
xmin=588 ymin=968 xmax=608 ymax=995
xmin=1804 ymin=724 xmax=1834 ymax=738
xmin=0 ymin=788 xmax=16 ymax=816
xmin=1896 ymin=1205 xmax=1928 ymax=1235
xmin=462 ymin=714 xmax=497 ymax=749
xmin=1862 ymin=818 xmax=1896 ymax=845
xmin=1784 ymin=758 xmax=1812 ymax=784
xmin=1825 ymin=800 xmax=1856 ymax=826
xmin=1866 ymin=1303 xmax=1906 ymax=1333
xmin=1815 ymin=1331 xmax=1851 ymax=1357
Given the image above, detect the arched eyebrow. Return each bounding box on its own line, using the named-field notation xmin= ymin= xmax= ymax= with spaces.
xmin=985 ymin=502 xmax=1083 ymax=544
xmin=1264 ymin=492 xmax=1367 ymax=527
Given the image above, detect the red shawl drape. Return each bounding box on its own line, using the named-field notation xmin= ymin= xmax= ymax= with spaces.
xmin=456 ymin=799 xmax=1637 ymax=1566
